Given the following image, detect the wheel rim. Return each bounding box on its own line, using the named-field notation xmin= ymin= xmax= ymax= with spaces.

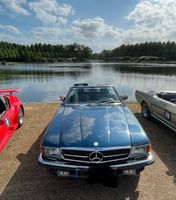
xmin=19 ymin=109 xmax=23 ymax=125
xmin=142 ymin=105 xmax=148 ymax=117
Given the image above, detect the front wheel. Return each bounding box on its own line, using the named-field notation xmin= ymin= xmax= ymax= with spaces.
xmin=18 ymin=107 xmax=24 ymax=128
xmin=141 ymin=102 xmax=151 ymax=119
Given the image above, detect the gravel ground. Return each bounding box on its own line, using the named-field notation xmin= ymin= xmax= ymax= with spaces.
xmin=0 ymin=103 xmax=176 ymax=200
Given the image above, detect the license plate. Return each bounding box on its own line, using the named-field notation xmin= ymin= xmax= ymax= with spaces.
xmin=123 ymin=169 xmax=136 ymax=175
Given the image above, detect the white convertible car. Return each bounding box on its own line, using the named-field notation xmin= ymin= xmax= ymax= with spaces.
xmin=135 ymin=90 xmax=176 ymax=132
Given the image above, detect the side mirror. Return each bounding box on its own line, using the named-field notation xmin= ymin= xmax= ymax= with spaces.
xmin=120 ymin=95 xmax=128 ymax=101
xmin=58 ymin=96 xmax=65 ymax=104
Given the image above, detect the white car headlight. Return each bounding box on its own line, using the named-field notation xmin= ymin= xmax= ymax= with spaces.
xmin=44 ymin=147 xmax=62 ymax=159
xmin=130 ymin=144 xmax=151 ymax=158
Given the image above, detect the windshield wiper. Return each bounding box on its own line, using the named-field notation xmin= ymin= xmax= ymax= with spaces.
xmin=67 ymin=100 xmax=121 ymax=106
xmin=96 ymin=99 xmax=120 ymax=105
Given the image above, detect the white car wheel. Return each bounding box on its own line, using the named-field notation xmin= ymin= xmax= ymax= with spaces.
xmin=142 ymin=102 xmax=150 ymax=119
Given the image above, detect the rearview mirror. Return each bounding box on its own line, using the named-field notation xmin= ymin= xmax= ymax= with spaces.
xmin=120 ymin=95 xmax=128 ymax=101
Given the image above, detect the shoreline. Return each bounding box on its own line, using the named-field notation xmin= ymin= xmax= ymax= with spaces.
xmin=2 ymin=60 xmax=176 ymax=65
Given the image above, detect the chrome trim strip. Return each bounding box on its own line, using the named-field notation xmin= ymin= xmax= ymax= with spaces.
xmin=63 ymin=152 xmax=129 ymax=159
xmin=64 ymin=154 xmax=88 ymax=158
xmin=151 ymin=103 xmax=176 ymax=117
xmin=62 ymin=155 xmax=130 ymax=164
xmin=103 ymin=153 xmax=129 ymax=158
xmin=151 ymin=114 xmax=176 ymax=132
xmin=38 ymin=152 xmax=154 ymax=170
xmin=110 ymin=152 xmax=154 ymax=169
xmin=60 ymin=146 xmax=131 ymax=151
xmin=41 ymin=145 xmax=147 ymax=151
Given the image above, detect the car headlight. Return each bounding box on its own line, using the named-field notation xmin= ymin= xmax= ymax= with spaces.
xmin=42 ymin=147 xmax=62 ymax=159
xmin=130 ymin=144 xmax=151 ymax=158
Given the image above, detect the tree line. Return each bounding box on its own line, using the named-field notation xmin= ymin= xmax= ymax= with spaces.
xmin=0 ymin=42 xmax=92 ymax=62
xmin=1 ymin=41 xmax=176 ymax=63
xmin=97 ymin=41 xmax=176 ymax=61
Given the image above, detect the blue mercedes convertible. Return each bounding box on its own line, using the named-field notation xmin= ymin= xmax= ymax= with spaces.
xmin=38 ymin=83 xmax=154 ymax=178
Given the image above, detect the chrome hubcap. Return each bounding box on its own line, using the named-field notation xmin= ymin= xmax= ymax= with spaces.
xmin=142 ymin=106 xmax=148 ymax=117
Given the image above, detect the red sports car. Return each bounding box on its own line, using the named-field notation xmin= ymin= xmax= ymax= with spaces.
xmin=0 ymin=89 xmax=24 ymax=152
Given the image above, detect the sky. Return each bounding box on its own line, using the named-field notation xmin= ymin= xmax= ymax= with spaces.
xmin=0 ymin=0 xmax=176 ymax=52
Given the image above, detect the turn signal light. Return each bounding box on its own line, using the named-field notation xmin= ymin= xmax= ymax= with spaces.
xmin=147 ymin=144 xmax=152 ymax=153
xmin=40 ymin=144 xmax=44 ymax=154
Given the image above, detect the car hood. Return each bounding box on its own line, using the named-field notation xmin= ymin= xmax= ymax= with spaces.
xmin=60 ymin=105 xmax=132 ymax=147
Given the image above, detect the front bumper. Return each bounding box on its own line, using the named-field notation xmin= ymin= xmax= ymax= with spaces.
xmin=38 ymin=152 xmax=154 ymax=177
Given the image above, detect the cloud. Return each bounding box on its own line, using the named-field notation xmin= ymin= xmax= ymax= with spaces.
xmin=2 ymin=0 xmax=176 ymax=52
xmin=0 ymin=25 xmax=21 ymax=34
xmin=28 ymin=0 xmax=176 ymax=51
xmin=69 ymin=17 xmax=126 ymax=52
xmin=72 ymin=17 xmax=120 ymax=39
xmin=1 ymin=0 xmax=30 ymax=16
xmin=71 ymin=0 xmax=176 ymax=51
xmin=125 ymin=0 xmax=176 ymax=42
xmin=29 ymin=0 xmax=74 ymax=25
xmin=32 ymin=27 xmax=61 ymax=36
xmin=0 ymin=31 xmax=29 ymax=45
xmin=126 ymin=0 xmax=176 ymax=29
xmin=31 ymin=27 xmax=62 ymax=43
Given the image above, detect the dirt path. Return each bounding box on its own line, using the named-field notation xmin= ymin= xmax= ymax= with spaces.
xmin=0 ymin=103 xmax=176 ymax=200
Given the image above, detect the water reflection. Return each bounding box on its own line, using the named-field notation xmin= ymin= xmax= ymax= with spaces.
xmin=0 ymin=62 xmax=176 ymax=102
xmin=101 ymin=64 xmax=176 ymax=75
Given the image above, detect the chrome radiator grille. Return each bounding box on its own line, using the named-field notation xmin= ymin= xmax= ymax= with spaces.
xmin=62 ymin=148 xmax=130 ymax=164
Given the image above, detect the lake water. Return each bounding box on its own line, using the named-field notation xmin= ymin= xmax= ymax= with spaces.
xmin=0 ymin=62 xmax=176 ymax=102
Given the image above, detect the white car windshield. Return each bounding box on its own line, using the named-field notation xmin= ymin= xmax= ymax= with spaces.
xmin=66 ymin=87 xmax=120 ymax=104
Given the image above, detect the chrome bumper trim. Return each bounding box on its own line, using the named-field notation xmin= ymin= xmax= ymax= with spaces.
xmin=110 ymin=152 xmax=154 ymax=169
xmin=38 ymin=152 xmax=154 ymax=170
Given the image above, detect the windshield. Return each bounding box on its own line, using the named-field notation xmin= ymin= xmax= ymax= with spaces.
xmin=65 ymin=87 xmax=120 ymax=104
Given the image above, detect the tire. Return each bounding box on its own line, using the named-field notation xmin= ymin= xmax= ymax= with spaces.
xmin=141 ymin=102 xmax=151 ymax=119
xmin=18 ymin=107 xmax=24 ymax=128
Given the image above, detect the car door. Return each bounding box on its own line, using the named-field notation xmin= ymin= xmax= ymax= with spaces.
xmin=0 ymin=97 xmax=10 ymax=145
xmin=2 ymin=96 xmax=16 ymax=127
xmin=151 ymin=95 xmax=165 ymax=118
xmin=151 ymin=96 xmax=176 ymax=130
xmin=164 ymin=101 xmax=176 ymax=130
